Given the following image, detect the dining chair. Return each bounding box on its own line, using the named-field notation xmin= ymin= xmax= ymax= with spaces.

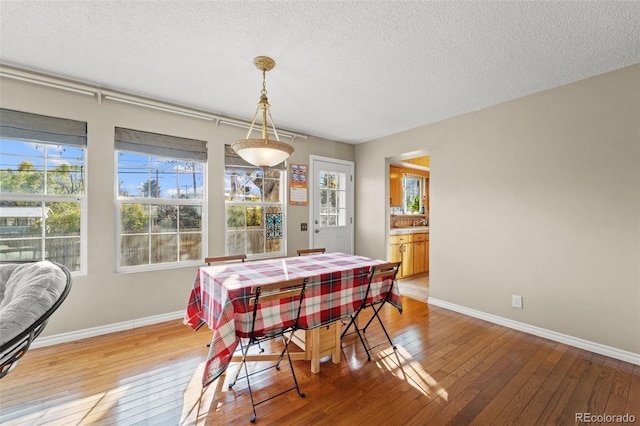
xmin=296 ymin=248 xmax=326 ymax=256
xmin=199 ymin=254 xmax=247 ymax=336
xmin=204 ymin=254 xmax=246 ymax=265
xmin=340 ymin=261 xmax=401 ymax=361
xmin=228 ymin=277 xmax=308 ymax=423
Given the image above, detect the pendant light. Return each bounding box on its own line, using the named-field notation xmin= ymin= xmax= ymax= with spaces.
xmin=231 ymin=56 xmax=294 ymax=168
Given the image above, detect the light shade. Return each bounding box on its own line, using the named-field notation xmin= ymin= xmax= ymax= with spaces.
xmin=231 ymin=56 xmax=294 ymax=168
xmin=231 ymin=138 xmax=294 ymax=168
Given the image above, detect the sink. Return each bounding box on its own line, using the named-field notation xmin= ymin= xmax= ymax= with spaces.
xmin=390 ymin=226 xmax=429 ymax=235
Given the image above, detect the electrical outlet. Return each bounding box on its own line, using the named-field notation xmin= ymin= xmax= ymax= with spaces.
xmin=512 ymin=295 xmax=523 ymax=309
xmin=300 ymin=223 xmax=307 ymax=231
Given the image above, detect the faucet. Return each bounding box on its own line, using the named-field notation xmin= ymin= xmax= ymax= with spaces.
xmin=413 ymin=218 xmax=428 ymax=227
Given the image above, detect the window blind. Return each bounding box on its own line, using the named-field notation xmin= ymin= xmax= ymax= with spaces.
xmin=0 ymin=108 xmax=87 ymax=146
xmin=115 ymin=127 xmax=207 ymax=162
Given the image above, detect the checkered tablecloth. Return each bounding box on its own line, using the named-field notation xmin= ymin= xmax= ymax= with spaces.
xmin=184 ymin=252 xmax=402 ymax=387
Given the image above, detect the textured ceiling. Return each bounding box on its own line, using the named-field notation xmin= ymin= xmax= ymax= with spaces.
xmin=1 ymin=1 xmax=639 ymax=144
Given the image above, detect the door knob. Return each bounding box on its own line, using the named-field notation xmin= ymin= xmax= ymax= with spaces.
xmin=315 ymin=229 xmax=320 ymax=233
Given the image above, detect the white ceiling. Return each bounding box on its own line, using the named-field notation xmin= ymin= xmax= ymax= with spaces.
xmin=1 ymin=1 xmax=639 ymax=144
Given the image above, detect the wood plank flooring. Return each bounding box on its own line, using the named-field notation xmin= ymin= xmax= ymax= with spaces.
xmin=0 ymin=294 xmax=638 ymax=425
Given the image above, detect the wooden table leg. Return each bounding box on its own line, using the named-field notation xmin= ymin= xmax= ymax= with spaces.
xmin=294 ymin=321 xmax=342 ymax=374
xmin=309 ymin=328 xmax=320 ymax=374
xmin=331 ymin=320 xmax=341 ymax=364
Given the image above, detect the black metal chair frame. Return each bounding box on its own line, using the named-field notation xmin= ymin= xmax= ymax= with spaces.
xmin=0 ymin=261 xmax=72 ymax=379
xmin=198 ymin=254 xmax=247 ymax=333
xmin=228 ymin=277 xmax=308 ymax=423
xmin=340 ymin=261 xmax=401 ymax=361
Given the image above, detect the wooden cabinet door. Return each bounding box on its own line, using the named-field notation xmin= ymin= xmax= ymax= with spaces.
xmin=412 ymin=233 xmax=427 ymax=275
xmin=401 ymin=242 xmax=414 ymax=277
xmin=390 ymin=241 xmax=405 ymax=278
xmin=390 ymin=243 xmax=402 ymax=265
xmin=413 ymin=240 xmax=426 ymax=274
xmin=390 ymin=242 xmax=411 ymax=278
xmin=389 ymin=166 xmax=402 ymax=206
xmin=390 ymin=234 xmax=412 ymax=278
xmin=425 ymin=233 xmax=429 ymax=272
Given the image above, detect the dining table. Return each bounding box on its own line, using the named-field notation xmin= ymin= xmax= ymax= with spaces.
xmin=184 ymin=251 xmax=402 ymax=387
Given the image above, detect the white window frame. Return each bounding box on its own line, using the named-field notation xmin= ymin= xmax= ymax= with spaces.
xmin=224 ymin=147 xmax=287 ymax=260
xmin=114 ymin=128 xmax=207 ymax=273
xmin=0 ymin=109 xmax=88 ymax=276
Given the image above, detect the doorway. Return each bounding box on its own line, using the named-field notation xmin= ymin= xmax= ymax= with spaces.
xmin=388 ymin=150 xmax=430 ymax=295
xmin=308 ymin=155 xmax=354 ymax=254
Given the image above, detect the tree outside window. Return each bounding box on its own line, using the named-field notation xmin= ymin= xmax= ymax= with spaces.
xmin=117 ymin=151 xmax=205 ymax=270
xmin=0 ymin=139 xmax=85 ymax=272
xmin=224 ymin=166 xmax=284 ymax=257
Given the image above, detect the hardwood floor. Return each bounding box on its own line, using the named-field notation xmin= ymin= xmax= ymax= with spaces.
xmin=1 ymin=295 xmax=638 ymax=425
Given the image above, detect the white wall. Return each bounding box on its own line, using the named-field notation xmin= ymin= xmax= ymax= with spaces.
xmin=355 ymin=65 xmax=640 ymax=354
xmin=0 ymin=76 xmax=354 ymax=336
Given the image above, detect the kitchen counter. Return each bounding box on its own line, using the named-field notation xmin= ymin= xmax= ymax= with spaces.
xmin=390 ymin=226 xmax=429 ymax=235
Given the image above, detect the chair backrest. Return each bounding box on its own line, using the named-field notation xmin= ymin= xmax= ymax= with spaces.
xmin=204 ymin=254 xmax=246 ymax=265
xmin=366 ymin=261 xmax=401 ymax=302
xmin=296 ymin=248 xmax=326 ymax=256
xmin=248 ymin=277 xmax=308 ymax=336
xmin=0 ymin=261 xmax=72 ymax=378
xmin=370 ymin=261 xmax=401 ymax=283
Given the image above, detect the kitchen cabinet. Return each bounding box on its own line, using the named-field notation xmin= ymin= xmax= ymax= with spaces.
xmin=413 ymin=234 xmax=427 ymax=274
xmin=389 ymin=234 xmax=413 ymax=278
xmin=425 ymin=233 xmax=429 ymax=272
xmin=390 ymin=232 xmax=428 ymax=278
xmin=389 ymin=166 xmax=402 ymax=206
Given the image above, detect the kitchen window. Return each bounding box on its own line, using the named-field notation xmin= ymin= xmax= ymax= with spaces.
xmin=403 ymin=175 xmax=424 ymax=214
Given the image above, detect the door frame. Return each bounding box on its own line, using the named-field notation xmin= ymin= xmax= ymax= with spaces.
xmin=308 ymin=155 xmax=355 ymax=253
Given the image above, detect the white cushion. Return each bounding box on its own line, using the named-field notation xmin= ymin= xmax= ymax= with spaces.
xmin=0 ymin=261 xmax=66 ymax=346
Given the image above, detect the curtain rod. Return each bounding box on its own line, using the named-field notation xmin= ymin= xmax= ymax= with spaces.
xmin=0 ymin=64 xmax=308 ymax=140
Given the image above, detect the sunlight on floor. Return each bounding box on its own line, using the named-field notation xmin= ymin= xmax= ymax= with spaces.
xmin=377 ymin=345 xmax=448 ymax=401
xmin=178 ymin=341 xmax=448 ymax=424
xmin=5 ymin=384 xmax=131 ymax=425
xmin=179 ymin=360 xmax=241 ymax=425
xmin=180 ymin=361 xmax=213 ymax=425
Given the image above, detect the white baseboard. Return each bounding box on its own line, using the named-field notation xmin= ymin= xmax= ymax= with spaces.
xmin=32 ymin=301 xmax=640 ymax=367
xmin=31 ymin=311 xmax=185 ymax=349
xmin=428 ymin=298 xmax=640 ymax=366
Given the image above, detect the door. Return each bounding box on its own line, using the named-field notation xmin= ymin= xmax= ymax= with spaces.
xmin=309 ymin=156 xmax=354 ymax=254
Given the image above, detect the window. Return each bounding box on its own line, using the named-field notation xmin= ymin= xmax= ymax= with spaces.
xmin=403 ymin=175 xmax=423 ymax=213
xmin=0 ymin=108 xmax=87 ymax=274
xmin=115 ymin=128 xmax=207 ymax=271
xmin=224 ymin=145 xmax=285 ymax=258
xmin=319 ymin=170 xmax=347 ymax=227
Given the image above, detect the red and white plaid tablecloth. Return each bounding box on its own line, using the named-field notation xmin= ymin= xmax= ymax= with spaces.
xmin=184 ymin=252 xmax=402 ymax=387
